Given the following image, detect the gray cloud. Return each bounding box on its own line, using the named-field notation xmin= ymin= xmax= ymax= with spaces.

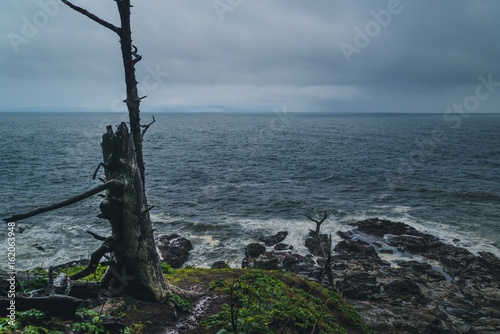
xmin=1 ymin=0 xmax=499 ymax=113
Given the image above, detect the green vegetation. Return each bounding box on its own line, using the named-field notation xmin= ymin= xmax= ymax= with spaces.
xmin=160 ymin=263 xmax=177 ymax=275
xmin=58 ymin=264 xmax=107 ymax=282
xmin=202 ymin=270 xmax=373 ymax=334
xmin=163 ymin=294 xmax=192 ymax=313
xmin=2 ymin=267 xmax=370 ymax=334
xmin=18 ymin=265 xmax=107 ymax=294
xmin=0 ymin=308 xmax=130 ymax=334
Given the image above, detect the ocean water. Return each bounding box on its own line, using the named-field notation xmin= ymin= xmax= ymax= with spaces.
xmin=0 ymin=112 xmax=499 ymax=270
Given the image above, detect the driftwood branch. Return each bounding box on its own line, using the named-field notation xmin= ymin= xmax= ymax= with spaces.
xmin=141 ymin=205 xmax=155 ymax=215
xmin=61 ymin=0 xmax=120 ymax=34
xmin=87 ymin=230 xmax=109 ymax=242
xmin=3 ymin=180 xmax=123 ymax=223
xmin=306 ymin=210 xmax=328 ymax=235
xmin=48 ymin=267 xmax=55 ymax=296
xmin=311 ymin=298 xmax=330 ymax=334
xmin=140 ymin=115 xmax=155 ymax=139
xmin=0 ymin=295 xmax=84 ymax=317
xmin=70 ymin=241 xmax=112 ymax=280
xmin=92 ymin=162 xmax=107 ymax=180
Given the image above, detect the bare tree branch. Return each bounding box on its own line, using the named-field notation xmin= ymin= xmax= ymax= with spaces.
xmin=306 ymin=210 xmax=328 ymax=235
xmin=3 ymin=180 xmax=123 ymax=223
xmin=92 ymin=162 xmax=107 ymax=180
xmin=140 ymin=115 xmax=155 ymax=139
xmin=61 ymin=0 xmax=120 ymax=34
xmin=70 ymin=241 xmax=112 ymax=280
xmin=87 ymin=230 xmax=110 ymax=242
xmin=132 ymin=44 xmax=142 ymax=64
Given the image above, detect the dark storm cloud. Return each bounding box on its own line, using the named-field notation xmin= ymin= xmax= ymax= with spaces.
xmin=1 ymin=0 xmax=499 ymax=113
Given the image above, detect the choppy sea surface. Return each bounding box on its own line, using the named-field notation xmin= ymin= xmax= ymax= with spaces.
xmin=0 ymin=112 xmax=499 ymax=270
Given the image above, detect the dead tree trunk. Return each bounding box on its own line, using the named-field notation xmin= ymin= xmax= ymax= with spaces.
xmin=98 ymin=123 xmax=169 ymax=300
xmin=59 ymin=0 xmax=181 ymax=301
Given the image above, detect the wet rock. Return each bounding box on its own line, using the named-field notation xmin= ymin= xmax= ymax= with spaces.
xmin=337 ymin=230 xmax=353 ymax=240
xmin=258 ymin=231 xmax=288 ymax=246
xmin=387 ymin=235 xmax=427 ymax=252
xmin=155 ymin=234 xmax=193 ymax=269
xmin=274 ymin=243 xmax=293 ymax=251
xmin=245 ymin=243 xmax=266 ymax=258
xmin=478 ymin=251 xmax=500 ymax=275
xmin=330 ymin=219 xmax=500 ymax=333
xmin=305 ymin=233 xmax=330 ymax=256
xmin=351 ymin=218 xmax=423 ymax=237
xmin=384 ymin=279 xmax=424 ymax=301
xmin=211 ymin=261 xmax=230 ymax=269
xmin=394 ymin=260 xmax=447 ymax=282
xmin=337 ymin=273 xmax=381 ymax=300
xmin=334 ymin=239 xmax=378 ymax=258
xmin=33 ymin=244 xmax=46 ymax=252
xmin=242 ymin=251 xmax=282 ymax=270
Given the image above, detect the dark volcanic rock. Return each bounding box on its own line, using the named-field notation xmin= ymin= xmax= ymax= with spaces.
xmin=211 ymin=261 xmax=230 ymax=269
xmin=337 ymin=273 xmax=381 ymax=300
xmin=334 ymin=239 xmax=378 ymax=258
xmin=245 ymin=243 xmax=266 ymax=258
xmin=330 ymin=219 xmax=500 ymax=333
xmin=305 ymin=233 xmax=330 ymax=256
xmin=274 ymin=243 xmax=293 ymax=251
xmin=259 ymin=231 xmax=288 ymax=246
xmin=337 ymin=230 xmax=354 ymax=240
xmin=384 ymin=279 xmax=424 ymax=299
xmin=351 ymin=218 xmax=422 ymax=237
xmin=155 ymin=234 xmax=193 ymax=269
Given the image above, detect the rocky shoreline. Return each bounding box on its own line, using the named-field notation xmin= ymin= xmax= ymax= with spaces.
xmin=234 ymin=218 xmax=500 ymax=334
xmin=3 ymin=218 xmax=498 ymax=333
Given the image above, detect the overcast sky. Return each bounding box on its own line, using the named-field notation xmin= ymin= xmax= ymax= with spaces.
xmin=1 ymin=0 xmax=500 ymax=113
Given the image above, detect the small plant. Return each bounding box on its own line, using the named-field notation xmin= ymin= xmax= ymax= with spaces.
xmin=18 ymin=309 xmax=47 ymax=326
xmin=20 ymin=325 xmax=49 ymax=333
xmin=164 ymin=294 xmax=192 ymax=313
xmin=72 ymin=319 xmax=105 ymax=334
xmin=19 ymin=268 xmax=49 ymax=292
xmin=160 ymin=263 xmax=176 ymax=275
xmin=59 ymin=264 xmax=107 ymax=282
xmin=209 ymin=278 xmax=226 ymax=290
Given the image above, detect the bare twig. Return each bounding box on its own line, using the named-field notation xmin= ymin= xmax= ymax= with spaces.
xmin=87 ymin=230 xmax=109 ymax=242
xmin=3 ymin=180 xmax=123 ymax=223
xmin=278 ymin=286 xmax=314 ymax=334
xmin=69 ymin=241 xmax=112 ymax=280
xmin=230 ymin=276 xmax=238 ymax=334
xmin=140 ymin=205 xmax=155 ymax=215
xmin=306 ymin=210 xmax=328 ymax=235
xmin=48 ymin=267 xmax=55 ymax=297
xmin=61 ymin=0 xmax=120 ymax=34
xmin=311 ymin=298 xmax=330 ymax=334
xmin=140 ymin=115 xmax=155 ymax=139
xmin=92 ymin=163 xmax=107 ymax=180
xmin=132 ymin=44 xmax=142 ymax=64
